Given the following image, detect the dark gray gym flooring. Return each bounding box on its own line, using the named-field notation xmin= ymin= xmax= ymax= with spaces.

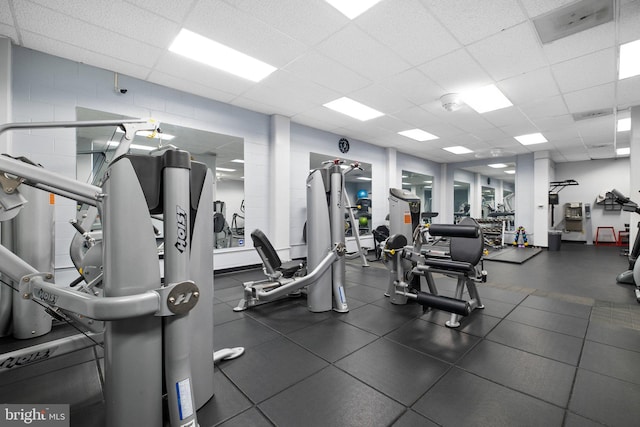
xmin=1 ymin=242 xmax=640 ymax=426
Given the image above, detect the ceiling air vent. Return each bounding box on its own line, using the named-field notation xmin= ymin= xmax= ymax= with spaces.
xmin=533 ymin=0 xmax=614 ymax=44
xmin=572 ymin=108 xmax=612 ymax=122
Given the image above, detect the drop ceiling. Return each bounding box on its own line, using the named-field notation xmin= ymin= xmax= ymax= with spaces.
xmin=1 ymin=0 xmax=639 ymax=174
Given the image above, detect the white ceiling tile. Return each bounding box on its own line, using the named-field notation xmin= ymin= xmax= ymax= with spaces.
xmin=418 ymin=48 xmax=493 ymax=93
xmin=125 ymin=0 xmax=197 ymax=22
xmin=563 ymin=83 xmax=615 ymax=113
xmin=519 ymin=95 xmax=569 ymax=119
xmin=498 ymin=68 xmax=560 ymax=104
xmin=0 ymin=1 xmax=13 ymax=24
xmin=283 ymin=51 xmax=372 ymax=94
xmin=617 ymin=75 xmax=640 ymax=109
xmin=379 ymin=69 xmax=444 ymax=106
xmin=184 ymin=0 xmax=307 ymax=67
xmin=147 ymin=70 xmax=237 ymax=104
xmin=438 ymin=109 xmax=495 ymax=133
xmin=228 ymin=0 xmax=348 ymax=46
xmin=467 ymin=23 xmax=549 ymax=81
xmin=154 ymin=52 xmax=256 ymax=95
xmin=422 ymin=0 xmax=527 ymax=45
xmin=230 ymin=96 xmax=285 ymax=117
xmin=349 ymin=84 xmax=414 ymax=114
xmin=531 ymin=115 xmax=577 ymax=134
xmin=482 ymin=107 xmax=533 ymax=128
xmin=240 ymin=82 xmax=317 ymax=117
xmin=619 ymin=0 xmax=640 ymax=44
xmin=519 ymin=0 xmax=576 ymax=18
xmin=542 ymin=21 xmax=615 ymax=64
xmin=315 ymin=24 xmax=412 ymax=82
xmin=551 ymin=48 xmax=616 ymax=93
xmin=357 ymin=0 xmax=461 ymax=65
xmin=27 ymin=0 xmax=182 ymax=48
xmin=13 ymin=1 xmax=163 ymax=66
xmin=21 ymin=31 xmax=153 ymax=81
xmin=261 ymin=70 xmax=339 ymax=105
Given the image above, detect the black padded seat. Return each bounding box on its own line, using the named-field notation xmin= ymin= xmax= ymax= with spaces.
xmin=251 ymin=229 xmax=303 ymax=278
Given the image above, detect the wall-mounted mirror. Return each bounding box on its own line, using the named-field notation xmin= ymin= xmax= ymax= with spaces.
xmin=402 ymin=171 xmax=434 ymax=217
xmin=309 ymin=153 xmax=372 ymax=236
xmin=454 ymin=180 xmax=471 ymax=223
xmin=75 ymin=107 xmax=245 ymax=250
xmin=481 ymin=186 xmax=496 ymax=218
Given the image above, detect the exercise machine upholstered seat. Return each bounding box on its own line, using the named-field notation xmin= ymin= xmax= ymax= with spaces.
xmin=251 ymin=229 xmax=304 ymax=279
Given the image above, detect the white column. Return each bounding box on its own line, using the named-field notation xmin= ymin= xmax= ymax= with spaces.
xmin=440 ymin=163 xmax=454 ymax=223
xmin=473 ymin=173 xmax=482 ymax=218
xmin=533 ymin=151 xmax=552 ymax=247
xmin=630 ymin=106 xmax=640 ymax=246
xmin=515 ymin=153 xmax=534 ymax=236
xmin=269 ymin=115 xmax=291 ymax=256
xmin=0 ymin=37 xmax=11 ymax=153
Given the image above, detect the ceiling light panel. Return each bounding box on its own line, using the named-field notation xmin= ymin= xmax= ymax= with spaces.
xmin=618 ymin=118 xmax=631 ymax=132
xmin=515 ymin=133 xmax=548 ymax=145
xmin=169 ymin=29 xmax=277 ymax=82
xmin=619 ymin=39 xmax=640 ymax=80
xmin=325 ymin=0 xmax=383 ymax=19
xmin=488 ymin=163 xmax=508 ymax=168
xmin=323 ymin=97 xmax=384 ymax=121
xmin=443 ymin=146 xmax=473 ymax=154
xmin=617 ymin=147 xmax=630 ymax=155
xmin=461 ymin=84 xmax=513 ymax=113
xmin=398 ymin=129 xmax=439 ymax=141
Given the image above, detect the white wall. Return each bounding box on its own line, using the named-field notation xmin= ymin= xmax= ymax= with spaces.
xmin=555 ymin=158 xmax=631 ymax=242
xmin=10 ymin=46 xmax=269 ymax=269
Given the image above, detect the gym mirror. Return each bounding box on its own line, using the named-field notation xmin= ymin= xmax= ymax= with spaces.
xmin=75 ymin=107 xmax=245 ymax=251
xmin=309 ymin=153 xmax=372 ymax=236
xmin=482 ymin=186 xmax=496 ymax=218
xmin=454 ymin=180 xmax=471 ymax=223
xmin=401 ymin=171 xmax=434 ymax=215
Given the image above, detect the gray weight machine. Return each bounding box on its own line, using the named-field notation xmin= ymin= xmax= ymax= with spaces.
xmin=0 ymin=119 xmax=242 ymax=427
xmin=234 ymin=159 xmax=351 ymax=313
xmin=384 ymin=188 xmax=486 ymax=328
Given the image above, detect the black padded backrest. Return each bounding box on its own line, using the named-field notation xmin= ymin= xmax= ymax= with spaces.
xmin=213 ymin=212 xmax=225 ymax=233
xmin=251 ymin=229 xmax=282 ymax=269
xmin=450 ymin=217 xmax=483 ymax=266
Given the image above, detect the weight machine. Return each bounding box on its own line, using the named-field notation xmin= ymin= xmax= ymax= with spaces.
xmin=610 ymin=189 xmax=640 ymax=302
xmin=0 ymin=119 xmax=243 ymax=427
xmin=234 ymin=159 xmax=351 ymax=313
xmin=384 ymin=188 xmax=487 ymax=328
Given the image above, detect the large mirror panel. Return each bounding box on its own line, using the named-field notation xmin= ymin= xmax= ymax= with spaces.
xmin=75 ymin=107 xmax=245 ymax=250
xmin=453 ymin=180 xmax=471 ymax=223
xmin=402 ymin=171 xmax=434 ymax=218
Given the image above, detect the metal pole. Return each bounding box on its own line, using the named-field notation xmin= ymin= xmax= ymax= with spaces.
xmin=330 ymin=165 xmax=348 ymax=312
xmin=162 ymin=150 xmax=199 ymax=427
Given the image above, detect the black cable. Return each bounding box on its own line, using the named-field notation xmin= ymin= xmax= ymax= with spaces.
xmin=0 ymin=276 xmax=104 ymax=348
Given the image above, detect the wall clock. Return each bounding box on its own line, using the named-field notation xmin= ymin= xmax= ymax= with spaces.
xmin=338 ymin=138 xmax=350 ymax=154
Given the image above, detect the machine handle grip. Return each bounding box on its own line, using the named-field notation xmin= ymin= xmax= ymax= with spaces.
xmin=70 ymin=219 xmax=87 ymax=235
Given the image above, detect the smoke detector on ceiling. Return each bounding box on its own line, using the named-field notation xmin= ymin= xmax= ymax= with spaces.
xmin=440 ymin=93 xmax=463 ymax=112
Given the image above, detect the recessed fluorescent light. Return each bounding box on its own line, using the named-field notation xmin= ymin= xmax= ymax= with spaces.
xmin=618 ymin=118 xmax=631 ymax=132
xmin=619 ymin=39 xmax=640 ymax=80
xmin=461 ymin=84 xmax=513 ymax=113
xmin=401 ymin=175 xmax=408 ymax=178
xmin=356 ymin=177 xmax=372 ymax=181
xmin=169 ymin=29 xmax=276 ymax=82
xmin=443 ymin=146 xmax=473 ymax=154
xmin=617 ymin=147 xmax=630 ymax=155
xmin=216 ymin=167 xmax=236 ymax=172
xmin=504 ymin=170 xmax=516 ymax=174
xmin=325 ymin=0 xmax=383 ymax=19
xmin=423 ymin=180 xmax=432 ymax=184
xmin=130 ymin=144 xmax=154 ymax=151
xmin=402 ymin=182 xmax=410 ymax=186
xmin=231 ymin=159 xmax=245 ymax=163
xmin=488 ymin=163 xmax=508 ymax=168
xmin=515 ymin=133 xmax=547 ymax=145
xmin=115 ymin=129 xmax=175 ymax=140
xmin=324 ymin=97 xmax=384 ymax=121
xmin=398 ymin=129 xmax=439 ymax=141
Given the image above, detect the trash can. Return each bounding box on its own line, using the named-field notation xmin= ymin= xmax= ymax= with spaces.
xmin=548 ymin=230 xmax=562 ymax=251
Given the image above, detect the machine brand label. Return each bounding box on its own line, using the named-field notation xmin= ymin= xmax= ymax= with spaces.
xmin=175 ymin=205 xmax=188 ymax=253
xmin=36 ymin=288 xmax=58 ymax=305
xmin=0 ymin=348 xmax=55 ymax=370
